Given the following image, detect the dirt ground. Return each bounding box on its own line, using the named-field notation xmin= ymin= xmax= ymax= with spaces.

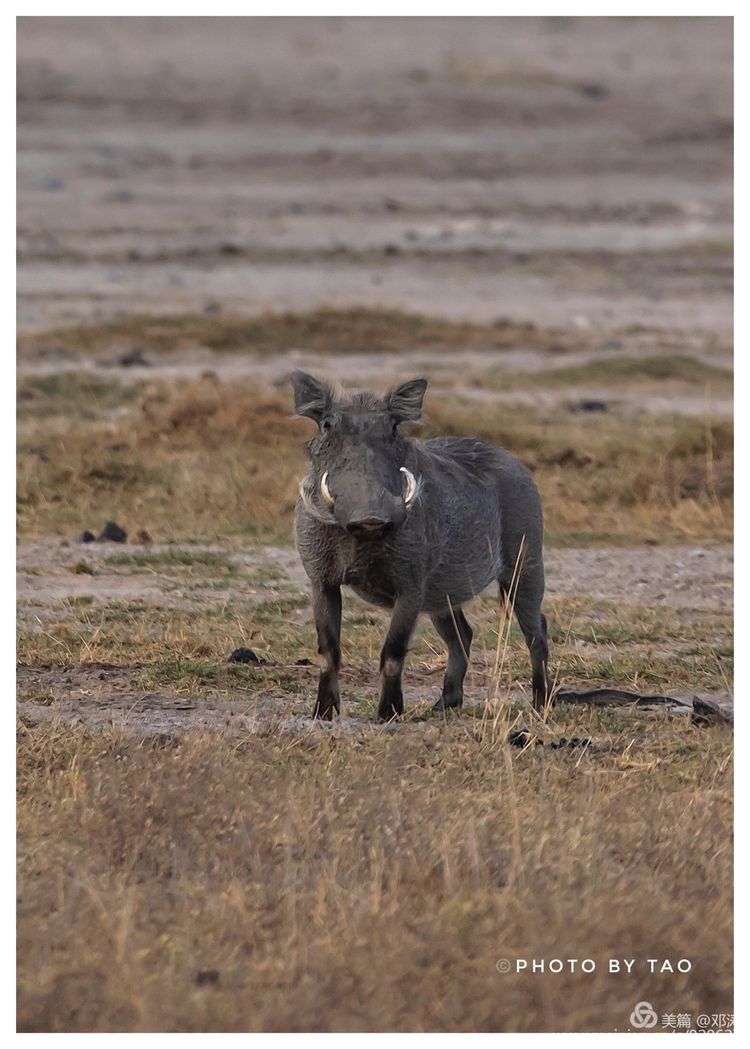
xmin=17 ymin=16 xmax=733 ymax=1034
xmin=18 ymin=16 xmax=732 ymax=334
xmin=17 ymin=534 xmax=733 ymax=735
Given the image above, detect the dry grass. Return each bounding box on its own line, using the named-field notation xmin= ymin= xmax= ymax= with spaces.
xmin=17 ymin=308 xmax=562 ymax=360
xmin=17 ymin=373 xmax=732 ymax=546
xmin=483 ymin=354 xmax=732 ymax=390
xmin=17 ymin=714 xmax=732 ymax=1033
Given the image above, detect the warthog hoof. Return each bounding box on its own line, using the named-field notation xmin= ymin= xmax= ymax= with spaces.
xmin=433 ymin=694 xmax=463 ymax=713
xmin=378 ymin=710 xmax=402 ymax=723
xmin=312 ymin=688 xmax=340 ymax=720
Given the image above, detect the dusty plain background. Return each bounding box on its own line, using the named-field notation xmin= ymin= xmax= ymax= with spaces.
xmin=17 ymin=16 xmax=733 ymax=1033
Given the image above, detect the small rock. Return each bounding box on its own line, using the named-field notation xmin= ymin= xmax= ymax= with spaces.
xmin=569 ymin=398 xmax=608 ymax=413
xmin=195 ymin=969 xmax=220 ymax=987
xmin=118 ymin=347 xmax=150 ymax=367
xmin=228 ymin=647 xmax=261 ymax=665
xmin=549 ymin=736 xmax=592 ymax=750
xmin=32 ymin=174 xmax=64 ymax=192
xmin=577 ymin=81 xmax=608 ymax=99
xmin=78 ymin=530 xmax=96 ymax=543
xmin=135 ymin=529 xmax=153 ymax=545
xmin=97 ymin=521 xmax=128 ymax=543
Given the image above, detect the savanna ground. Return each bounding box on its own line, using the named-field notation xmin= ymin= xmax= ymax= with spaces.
xmin=17 ymin=16 xmax=732 ymax=1033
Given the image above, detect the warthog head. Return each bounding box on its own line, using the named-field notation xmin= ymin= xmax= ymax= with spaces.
xmin=292 ymin=371 xmax=427 ymax=539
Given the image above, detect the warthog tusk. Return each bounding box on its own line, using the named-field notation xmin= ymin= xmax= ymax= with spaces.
xmin=400 ymin=467 xmax=418 ymax=506
xmin=320 ymin=471 xmax=335 ymax=506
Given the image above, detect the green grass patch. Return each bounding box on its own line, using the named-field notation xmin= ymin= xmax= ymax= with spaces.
xmin=481 ymin=354 xmax=732 ymax=392
xmin=17 ymin=372 xmax=144 ymax=419
xmin=537 ymin=354 xmax=732 ymax=387
xmin=103 ymin=549 xmax=233 ymax=570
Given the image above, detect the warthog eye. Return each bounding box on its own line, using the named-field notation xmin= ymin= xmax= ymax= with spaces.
xmin=320 ymin=471 xmax=335 ymax=506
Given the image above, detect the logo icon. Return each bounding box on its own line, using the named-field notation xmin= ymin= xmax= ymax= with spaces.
xmin=630 ymin=1001 xmax=658 ymax=1029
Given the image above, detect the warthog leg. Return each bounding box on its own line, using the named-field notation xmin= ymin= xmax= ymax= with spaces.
xmin=378 ymin=595 xmax=421 ymax=721
xmin=311 ymin=584 xmax=342 ymax=720
xmin=517 ymin=606 xmax=551 ymax=714
xmin=431 ymin=607 xmax=473 ymax=711
xmin=499 ymin=578 xmax=551 ymax=715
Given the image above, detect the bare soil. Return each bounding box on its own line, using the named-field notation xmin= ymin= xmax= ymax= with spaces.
xmin=18 ymin=16 xmax=732 ymax=335
xmin=17 ymin=538 xmax=732 ymax=614
xmin=17 ymin=538 xmax=732 ymax=737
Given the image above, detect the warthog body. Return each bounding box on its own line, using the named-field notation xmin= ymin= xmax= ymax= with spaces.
xmin=292 ymin=372 xmax=551 ymax=720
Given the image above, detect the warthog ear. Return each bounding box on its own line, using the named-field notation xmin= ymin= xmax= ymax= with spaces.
xmin=387 ymin=378 xmax=428 ymax=423
xmin=291 ymin=371 xmax=333 ymax=422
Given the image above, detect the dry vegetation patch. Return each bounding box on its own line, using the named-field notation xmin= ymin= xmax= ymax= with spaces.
xmin=17 ymin=371 xmax=732 ymax=545
xmin=17 ymin=308 xmax=561 ymax=361
xmin=482 ymin=353 xmax=732 ymax=392
xmin=17 ymin=716 xmax=732 ymax=1032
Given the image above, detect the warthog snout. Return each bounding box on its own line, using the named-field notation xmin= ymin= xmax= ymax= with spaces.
xmin=335 ymin=486 xmax=407 ymax=538
xmin=345 ymin=515 xmax=393 ymax=539
xmin=321 ymin=466 xmax=418 ymax=538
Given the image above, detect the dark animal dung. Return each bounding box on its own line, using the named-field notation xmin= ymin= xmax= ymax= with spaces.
xmin=117 ymin=346 xmax=151 ymax=367
xmin=228 ymin=647 xmax=261 ymax=665
xmin=97 ymin=521 xmax=128 ymax=543
xmin=507 ymin=730 xmax=592 ymax=751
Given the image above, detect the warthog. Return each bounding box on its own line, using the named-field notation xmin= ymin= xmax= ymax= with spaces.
xmin=292 ymin=371 xmax=551 ymax=720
